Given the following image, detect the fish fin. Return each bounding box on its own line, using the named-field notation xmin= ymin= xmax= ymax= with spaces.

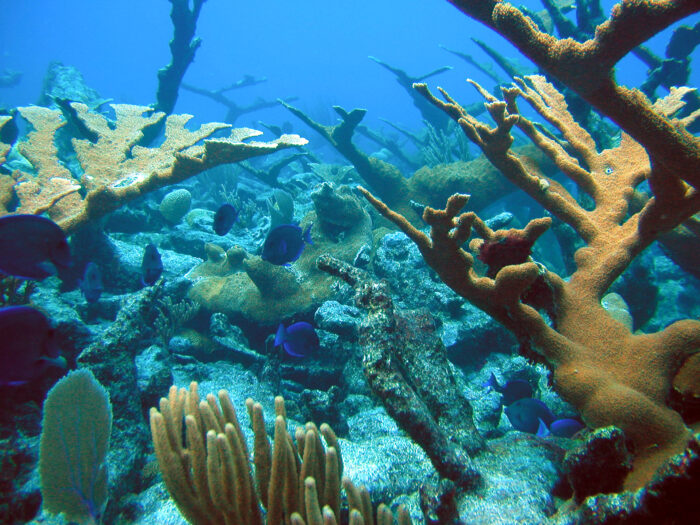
xmin=303 ymin=223 xmax=313 ymax=245
xmin=36 ymin=261 xmax=58 ymax=276
xmin=274 ymin=324 xmax=286 ymax=347
xmin=39 ymin=355 xmax=67 ymax=370
xmin=1 ymin=380 xmax=29 ymax=387
xmin=536 ymin=418 xmax=550 ymax=438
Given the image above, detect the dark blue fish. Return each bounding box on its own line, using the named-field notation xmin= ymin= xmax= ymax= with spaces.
xmin=0 ymin=214 xmax=71 ymax=280
xmin=505 ymin=398 xmax=554 ymax=434
xmin=141 ymin=243 xmax=163 ymax=286
xmin=261 ymin=224 xmax=313 ymax=266
xmin=274 ymin=321 xmax=319 ymax=358
xmin=213 ymin=203 xmax=238 ymax=235
xmin=537 ymin=418 xmax=585 ymax=438
xmin=0 ymin=306 xmax=66 ymax=386
xmin=485 ymin=372 xmax=533 ymax=406
xmin=79 ymin=262 xmax=103 ymax=303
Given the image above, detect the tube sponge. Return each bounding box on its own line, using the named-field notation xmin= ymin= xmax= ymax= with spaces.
xmin=39 ymin=369 xmax=112 ymax=524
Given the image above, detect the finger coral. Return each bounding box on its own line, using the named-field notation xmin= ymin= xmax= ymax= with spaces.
xmin=150 ymin=385 xmax=412 ymax=525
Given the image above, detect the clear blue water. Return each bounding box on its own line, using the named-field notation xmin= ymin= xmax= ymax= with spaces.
xmin=2 ymin=0 xmax=698 ymax=157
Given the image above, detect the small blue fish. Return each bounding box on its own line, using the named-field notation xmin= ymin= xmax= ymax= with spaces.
xmin=485 ymin=372 xmax=533 ymax=406
xmin=274 ymin=321 xmax=319 ymax=358
xmin=0 ymin=306 xmax=66 ymax=386
xmin=0 ymin=214 xmax=71 ymax=280
xmin=505 ymin=397 xmax=554 ymax=434
xmin=262 ymin=223 xmax=313 ymax=266
xmin=141 ymin=243 xmax=163 ymax=286
xmin=79 ymin=262 xmax=103 ymax=303
xmin=538 ymin=418 xmax=585 ymax=438
xmin=213 ymin=204 xmax=238 ymax=236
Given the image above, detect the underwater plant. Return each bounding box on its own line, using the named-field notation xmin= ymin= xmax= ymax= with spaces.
xmin=39 ymin=369 xmax=112 ymax=525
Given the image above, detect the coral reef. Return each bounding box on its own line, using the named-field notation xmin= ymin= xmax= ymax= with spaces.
xmin=362 ymin=45 xmax=700 ymax=502
xmin=2 ymin=2 xmax=699 ymax=524
xmin=159 ymin=188 xmax=193 ymax=224
xmin=318 ymin=255 xmax=483 ymax=489
xmin=188 ymin=184 xmax=372 ymax=324
xmin=361 ymin=73 xmax=700 ymax=489
xmin=0 ymin=104 xmax=307 ymax=234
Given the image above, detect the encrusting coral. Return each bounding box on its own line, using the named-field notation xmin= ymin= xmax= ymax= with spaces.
xmin=188 ymin=184 xmax=373 ymax=324
xmin=149 ymin=384 xmax=412 ymax=525
xmin=0 ymin=103 xmax=307 ymax=234
xmin=360 ymin=71 xmax=700 ymax=490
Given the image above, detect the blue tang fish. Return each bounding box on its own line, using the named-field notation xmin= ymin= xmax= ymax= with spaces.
xmin=505 ymin=398 xmax=554 ymax=434
xmin=213 ymin=203 xmax=238 ymax=235
xmin=262 ymin=223 xmax=313 ymax=266
xmin=0 ymin=306 xmax=66 ymax=386
xmin=485 ymin=372 xmax=533 ymax=406
xmin=79 ymin=262 xmax=103 ymax=303
xmin=141 ymin=243 xmax=163 ymax=286
xmin=537 ymin=418 xmax=585 ymax=438
xmin=274 ymin=321 xmax=319 ymax=357
xmin=0 ymin=214 xmax=71 ymax=280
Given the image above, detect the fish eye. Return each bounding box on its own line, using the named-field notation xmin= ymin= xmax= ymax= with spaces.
xmin=604 ymin=166 xmax=614 ymax=175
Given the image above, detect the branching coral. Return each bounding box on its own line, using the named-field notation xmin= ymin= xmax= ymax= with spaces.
xmin=0 ymin=103 xmax=307 ymax=234
xmin=359 ymin=72 xmax=700 ymax=490
xmin=445 ymin=0 xmax=700 ymax=189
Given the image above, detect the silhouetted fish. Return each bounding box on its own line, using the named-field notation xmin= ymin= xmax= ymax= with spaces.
xmin=0 ymin=305 xmax=66 ymax=386
xmin=274 ymin=321 xmax=319 ymax=357
xmin=485 ymin=372 xmax=533 ymax=406
xmin=0 ymin=215 xmax=71 ymax=280
xmin=141 ymin=243 xmax=163 ymax=286
xmin=79 ymin=262 xmax=103 ymax=303
xmin=505 ymin=398 xmax=554 ymax=434
xmin=213 ymin=203 xmax=238 ymax=235
xmin=262 ymin=224 xmax=313 ymax=266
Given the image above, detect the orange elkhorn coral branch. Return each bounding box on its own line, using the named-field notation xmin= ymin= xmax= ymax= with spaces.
xmin=445 ymin=0 xmax=700 ymax=190
xmin=360 ymin=74 xmax=700 ymax=489
xmin=0 ymin=104 xmax=307 ymax=234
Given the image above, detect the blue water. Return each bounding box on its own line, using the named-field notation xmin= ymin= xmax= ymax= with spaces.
xmin=2 ymin=0 xmax=698 ymax=157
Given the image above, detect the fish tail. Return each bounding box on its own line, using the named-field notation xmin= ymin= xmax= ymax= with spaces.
xmin=274 ymin=324 xmax=286 ymax=347
xmin=303 ymin=223 xmax=313 ymax=245
xmin=485 ymin=372 xmax=501 ymax=392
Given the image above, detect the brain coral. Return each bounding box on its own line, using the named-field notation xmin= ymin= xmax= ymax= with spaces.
xmin=159 ymin=188 xmax=192 ymax=224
